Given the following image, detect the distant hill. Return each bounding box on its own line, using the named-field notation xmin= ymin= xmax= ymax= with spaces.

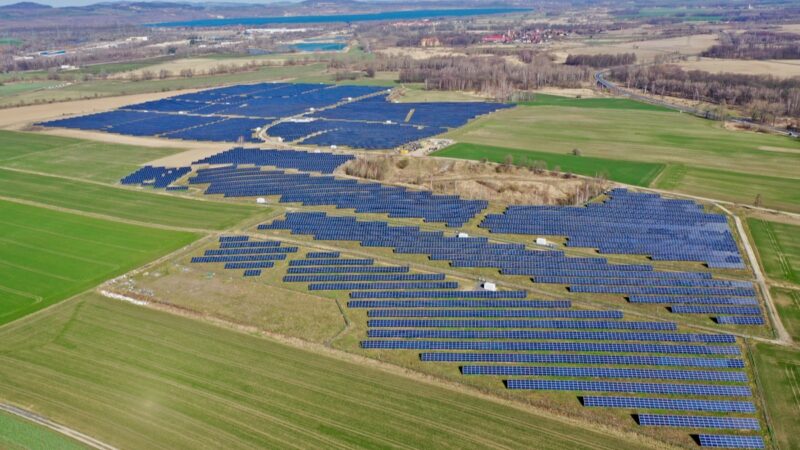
xmin=0 ymin=2 xmax=52 ymax=9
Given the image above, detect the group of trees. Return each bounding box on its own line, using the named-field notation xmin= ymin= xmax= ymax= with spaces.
xmin=609 ymin=64 xmax=800 ymax=121
xmin=702 ymin=31 xmax=800 ymax=60
xmin=369 ymin=54 xmax=591 ymax=99
xmin=565 ymin=52 xmax=636 ymax=68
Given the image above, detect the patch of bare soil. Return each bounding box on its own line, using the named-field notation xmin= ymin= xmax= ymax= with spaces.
xmin=339 ymin=155 xmax=610 ymax=205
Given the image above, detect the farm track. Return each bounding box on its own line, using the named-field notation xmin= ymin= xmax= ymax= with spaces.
xmin=0 ymin=402 xmax=117 ymax=450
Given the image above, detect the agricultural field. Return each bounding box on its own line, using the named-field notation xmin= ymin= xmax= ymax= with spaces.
xmin=555 ymin=33 xmax=719 ymax=63
xmin=0 ymin=130 xmax=182 ymax=183
xmin=751 ymin=343 xmax=800 ymax=450
xmin=445 ymin=100 xmax=800 ymax=211
xmin=0 ymin=411 xmax=84 ymax=450
xmin=771 ymin=288 xmax=800 ymax=343
xmin=748 ymin=218 xmax=800 ymax=286
xmin=0 ymin=169 xmax=264 ymax=230
xmin=678 ymin=57 xmax=800 ymax=79
xmin=0 ymin=292 xmax=643 ymax=450
xmin=433 ymin=142 xmax=664 ymax=186
xmin=0 ymin=200 xmax=197 ymax=325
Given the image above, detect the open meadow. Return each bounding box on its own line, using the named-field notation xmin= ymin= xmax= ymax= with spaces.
xmin=0 ymin=410 xmax=84 ymax=450
xmin=0 ymin=169 xmax=263 ymax=230
xmin=445 ymin=98 xmax=800 ymax=211
xmin=0 ymin=293 xmax=645 ymax=450
xmin=751 ymin=343 xmax=800 ymax=450
xmin=748 ymin=218 xmax=800 ymax=286
xmin=0 ymin=130 xmax=182 ymax=183
xmin=0 ymin=200 xmax=197 ymax=325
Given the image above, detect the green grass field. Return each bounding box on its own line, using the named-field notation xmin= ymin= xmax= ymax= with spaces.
xmin=0 ymin=82 xmax=62 ymax=98
xmin=752 ymin=342 xmax=800 ymax=450
xmin=771 ymin=288 xmax=800 ymax=343
xmin=446 ymin=103 xmax=800 ymax=211
xmin=518 ymin=94 xmax=672 ymax=112
xmin=0 ymin=293 xmax=642 ymax=450
xmin=0 ymin=200 xmax=197 ymax=325
xmin=432 ymin=142 xmax=665 ymax=186
xmin=0 ymin=169 xmax=262 ymax=230
xmin=0 ymin=131 xmax=182 ymax=183
xmin=748 ymin=218 xmax=800 ymax=286
xmin=0 ymin=411 xmax=84 ymax=450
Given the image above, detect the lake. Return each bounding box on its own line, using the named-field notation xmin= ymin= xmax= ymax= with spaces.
xmin=150 ymin=8 xmax=530 ymax=28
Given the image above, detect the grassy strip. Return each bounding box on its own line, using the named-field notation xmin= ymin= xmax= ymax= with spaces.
xmin=748 ymin=218 xmax=800 ymax=285
xmin=751 ymin=342 xmax=800 ymax=450
xmin=0 ymin=293 xmax=642 ymax=449
xmin=0 ymin=130 xmax=181 ymax=183
xmin=518 ymin=94 xmax=672 ymax=112
xmin=0 ymin=411 xmax=84 ymax=450
xmin=0 ymin=200 xmax=198 ymax=325
xmin=770 ymin=288 xmax=800 ymax=343
xmin=432 ymin=142 xmax=665 ymax=186
xmin=0 ymin=168 xmax=261 ymax=230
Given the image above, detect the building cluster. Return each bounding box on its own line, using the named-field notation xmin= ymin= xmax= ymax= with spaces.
xmin=481 ymin=28 xmax=567 ymax=45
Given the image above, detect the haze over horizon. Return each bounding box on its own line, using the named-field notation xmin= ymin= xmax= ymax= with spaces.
xmin=0 ymin=0 xmax=295 ymax=6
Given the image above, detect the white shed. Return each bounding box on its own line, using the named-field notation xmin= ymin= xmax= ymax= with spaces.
xmin=256 ymin=197 xmax=267 ymax=204
xmin=535 ymin=237 xmax=549 ymax=246
xmin=457 ymin=232 xmax=469 ymax=238
xmin=481 ymin=282 xmax=497 ymax=291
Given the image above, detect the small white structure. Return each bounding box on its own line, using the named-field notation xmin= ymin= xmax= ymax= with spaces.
xmin=481 ymin=282 xmax=497 ymax=291
xmin=535 ymin=237 xmax=549 ymax=246
xmin=313 ymin=149 xmax=321 ymax=154
xmin=330 ymin=145 xmax=338 ymax=150
xmin=385 ymin=120 xmax=394 ymax=125
xmin=256 ymin=197 xmax=267 ymax=204
xmin=346 ymin=97 xmax=354 ymax=101
xmin=457 ymin=232 xmax=469 ymax=238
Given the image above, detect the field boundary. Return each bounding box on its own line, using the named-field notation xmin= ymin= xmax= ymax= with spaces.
xmin=0 ymin=403 xmax=117 ymax=450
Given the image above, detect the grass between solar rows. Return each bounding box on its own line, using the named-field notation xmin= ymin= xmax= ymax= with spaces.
xmin=0 ymin=293 xmax=644 ymax=450
xmin=751 ymin=342 xmax=800 ymax=450
xmin=0 ymin=410 xmax=85 ymax=450
xmin=432 ymin=142 xmax=664 ymax=186
xmin=444 ymin=102 xmax=800 ymax=211
xmin=0 ymin=130 xmax=182 ymax=183
xmin=747 ymin=218 xmax=800 ymax=286
xmin=0 ymin=200 xmax=198 ymax=325
xmin=0 ymin=168 xmax=263 ymax=230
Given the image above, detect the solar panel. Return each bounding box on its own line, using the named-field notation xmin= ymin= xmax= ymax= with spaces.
xmin=360 ymin=340 xmax=740 ymax=355
xmin=420 ymin=353 xmax=744 ymax=368
xmin=697 ymin=434 xmax=764 ymax=448
xmin=582 ymin=396 xmax=755 ymax=413
xmin=505 ymin=380 xmax=751 ymax=397
xmin=460 ymin=366 xmax=747 ymax=382
xmin=638 ymin=414 xmax=759 ymax=430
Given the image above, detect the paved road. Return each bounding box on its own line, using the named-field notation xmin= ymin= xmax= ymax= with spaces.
xmin=0 ymin=403 xmax=117 ymax=450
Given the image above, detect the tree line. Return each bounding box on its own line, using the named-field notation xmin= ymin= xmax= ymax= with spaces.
xmin=565 ymin=53 xmax=636 ymax=68
xmin=702 ymin=31 xmax=800 ymax=60
xmin=609 ymin=64 xmax=800 ymax=121
xmin=366 ymin=54 xmax=591 ymax=99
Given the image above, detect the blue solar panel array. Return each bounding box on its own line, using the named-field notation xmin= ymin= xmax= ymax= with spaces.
xmin=481 ymin=189 xmax=745 ymax=269
xmin=422 ymin=353 xmax=744 ymax=368
xmin=698 ymin=435 xmax=764 ymax=448
xmin=637 ymin=414 xmax=759 ymax=430
xmin=192 ymin=167 xmax=487 ymax=227
xmin=263 ymin=211 xmax=760 ymax=324
xmin=312 ymin=100 xmax=513 ymax=128
xmin=39 ymin=82 xmax=509 ymax=149
xmin=189 ymin=235 xmax=295 ymax=276
xmin=120 ymin=166 xmax=190 ymax=189
xmin=192 ymin=147 xmax=353 ymax=174
xmin=505 ymin=380 xmax=751 ymax=397
xmin=582 ymin=396 xmax=755 ymax=413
